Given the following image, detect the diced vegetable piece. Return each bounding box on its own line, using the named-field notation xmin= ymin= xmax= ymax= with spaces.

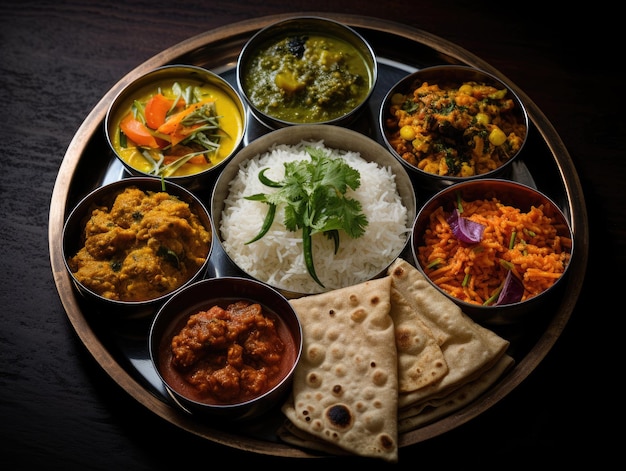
xmin=275 ymin=71 xmax=304 ymax=93
xmin=488 ymin=127 xmax=507 ymax=146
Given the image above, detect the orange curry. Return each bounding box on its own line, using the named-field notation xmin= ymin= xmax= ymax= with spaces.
xmin=161 ymin=300 xmax=295 ymax=404
xmin=67 ymin=187 xmax=211 ymax=302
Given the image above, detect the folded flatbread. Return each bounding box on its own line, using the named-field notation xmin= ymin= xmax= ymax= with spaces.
xmin=283 ymin=277 xmax=399 ymax=462
xmin=389 ymin=280 xmax=448 ymax=393
xmin=398 ymin=353 xmax=514 ymax=432
xmin=387 ymin=258 xmax=510 ymax=409
xmin=276 ymin=420 xmax=352 ymax=456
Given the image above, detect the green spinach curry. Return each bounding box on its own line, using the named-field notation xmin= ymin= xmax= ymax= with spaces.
xmin=242 ymin=34 xmax=372 ymax=123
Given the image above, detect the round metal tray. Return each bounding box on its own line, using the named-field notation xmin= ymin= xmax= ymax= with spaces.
xmin=49 ymin=13 xmax=588 ymax=457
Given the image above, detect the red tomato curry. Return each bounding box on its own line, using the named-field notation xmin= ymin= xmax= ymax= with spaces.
xmin=158 ymin=300 xmax=297 ymax=405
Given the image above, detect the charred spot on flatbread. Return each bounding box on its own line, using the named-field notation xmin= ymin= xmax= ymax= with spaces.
xmin=326 ymin=404 xmax=353 ymax=429
xmin=379 ymin=433 xmax=395 ymax=453
xmin=282 ymin=261 xmax=511 ymax=461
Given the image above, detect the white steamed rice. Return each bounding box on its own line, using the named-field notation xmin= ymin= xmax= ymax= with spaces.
xmin=220 ymin=140 xmax=410 ymax=294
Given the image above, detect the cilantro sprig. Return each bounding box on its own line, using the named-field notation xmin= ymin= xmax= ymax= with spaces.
xmin=244 ymin=146 xmax=368 ymax=288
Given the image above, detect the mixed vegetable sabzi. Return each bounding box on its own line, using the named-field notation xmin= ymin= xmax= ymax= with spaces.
xmin=385 ymin=80 xmax=526 ymax=177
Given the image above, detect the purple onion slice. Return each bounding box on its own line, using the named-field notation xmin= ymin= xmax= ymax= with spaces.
xmin=495 ymin=270 xmax=525 ymax=305
xmin=447 ymin=209 xmax=485 ymax=244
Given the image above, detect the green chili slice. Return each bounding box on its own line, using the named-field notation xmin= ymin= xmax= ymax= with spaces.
xmin=462 ymin=272 xmax=471 ymax=287
xmin=426 ymin=257 xmax=444 ymax=269
xmin=245 ymin=203 xmax=277 ymax=245
xmin=302 ymin=224 xmax=324 ymax=288
xmin=257 ymin=168 xmax=283 ymax=188
xmin=509 ymin=231 xmax=516 ymax=249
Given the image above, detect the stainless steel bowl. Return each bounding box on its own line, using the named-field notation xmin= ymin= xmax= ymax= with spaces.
xmin=211 ymin=124 xmax=417 ymax=298
xmin=237 ymin=16 xmax=378 ymax=129
xmin=105 ymin=65 xmax=247 ymax=190
xmin=149 ymin=276 xmax=303 ymax=421
xmin=411 ymin=178 xmax=573 ymax=325
xmin=62 ymin=177 xmax=213 ymax=319
xmin=380 ymin=65 xmax=529 ymax=194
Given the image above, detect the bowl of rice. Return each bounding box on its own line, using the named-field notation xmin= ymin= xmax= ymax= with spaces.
xmin=380 ymin=65 xmax=529 ymax=194
xmin=211 ymin=124 xmax=416 ymax=297
xmin=411 ymin=178 xmax=573 ymax=324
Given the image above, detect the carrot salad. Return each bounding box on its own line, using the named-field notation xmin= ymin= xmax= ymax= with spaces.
xmin=417 ymin=197 xmax=571 ymax=305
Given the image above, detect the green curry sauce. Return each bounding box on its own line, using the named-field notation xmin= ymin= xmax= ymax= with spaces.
xmin=243 ymin=34 xmax=372 ymax=123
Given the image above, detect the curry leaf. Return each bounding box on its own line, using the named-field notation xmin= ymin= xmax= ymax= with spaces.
xmin=157 ymin=246 xmax=180 ymax=269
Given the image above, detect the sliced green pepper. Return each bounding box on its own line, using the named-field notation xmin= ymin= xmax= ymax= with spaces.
xmin=302 ymin=224 xmax=324 ymax=288
xmin=245 ymin=203 xmax=277 ymax=245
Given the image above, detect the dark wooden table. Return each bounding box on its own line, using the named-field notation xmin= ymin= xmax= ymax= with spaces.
xmin=1 ymin=1 xmax=620 ymax=468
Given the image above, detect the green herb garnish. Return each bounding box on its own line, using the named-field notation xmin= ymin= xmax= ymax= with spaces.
xmin=157 ymin=246 xmax=180 ymax=269
xmin=462 ymin=272 xmax=471 ymax=287
xmin=426 ymin=257 xmax=444 ymax=269
xmin=509 ymin=231 xmax=517 ymax=249
xmin=244 ymin=147 xmax=368 ymax=288
xmin=456 ymin=191 xmax=464 ymax=213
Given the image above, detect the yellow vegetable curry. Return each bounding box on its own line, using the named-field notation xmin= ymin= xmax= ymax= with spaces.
xmin=111 ymin=79 xmax=244 ymax=177
xmin=68 ymin=186 xmax=212 ymax=302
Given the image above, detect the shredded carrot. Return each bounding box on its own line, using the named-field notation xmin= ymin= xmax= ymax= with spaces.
xmin=417 ymin=197 xmax=571 ymax=305
xmin=156 ymin=99 xmax=213 ymax=135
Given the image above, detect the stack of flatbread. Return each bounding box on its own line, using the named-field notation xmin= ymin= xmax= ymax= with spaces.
xmin=279 ymin=258 xmax=513 ymax=462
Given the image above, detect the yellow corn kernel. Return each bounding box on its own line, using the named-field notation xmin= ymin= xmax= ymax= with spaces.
xmin=391 ymin=92 xmax=406 ymax=106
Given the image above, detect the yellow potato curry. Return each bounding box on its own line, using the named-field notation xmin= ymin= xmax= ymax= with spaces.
xmin=68 ymin=186 xmax=211 ymax=302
